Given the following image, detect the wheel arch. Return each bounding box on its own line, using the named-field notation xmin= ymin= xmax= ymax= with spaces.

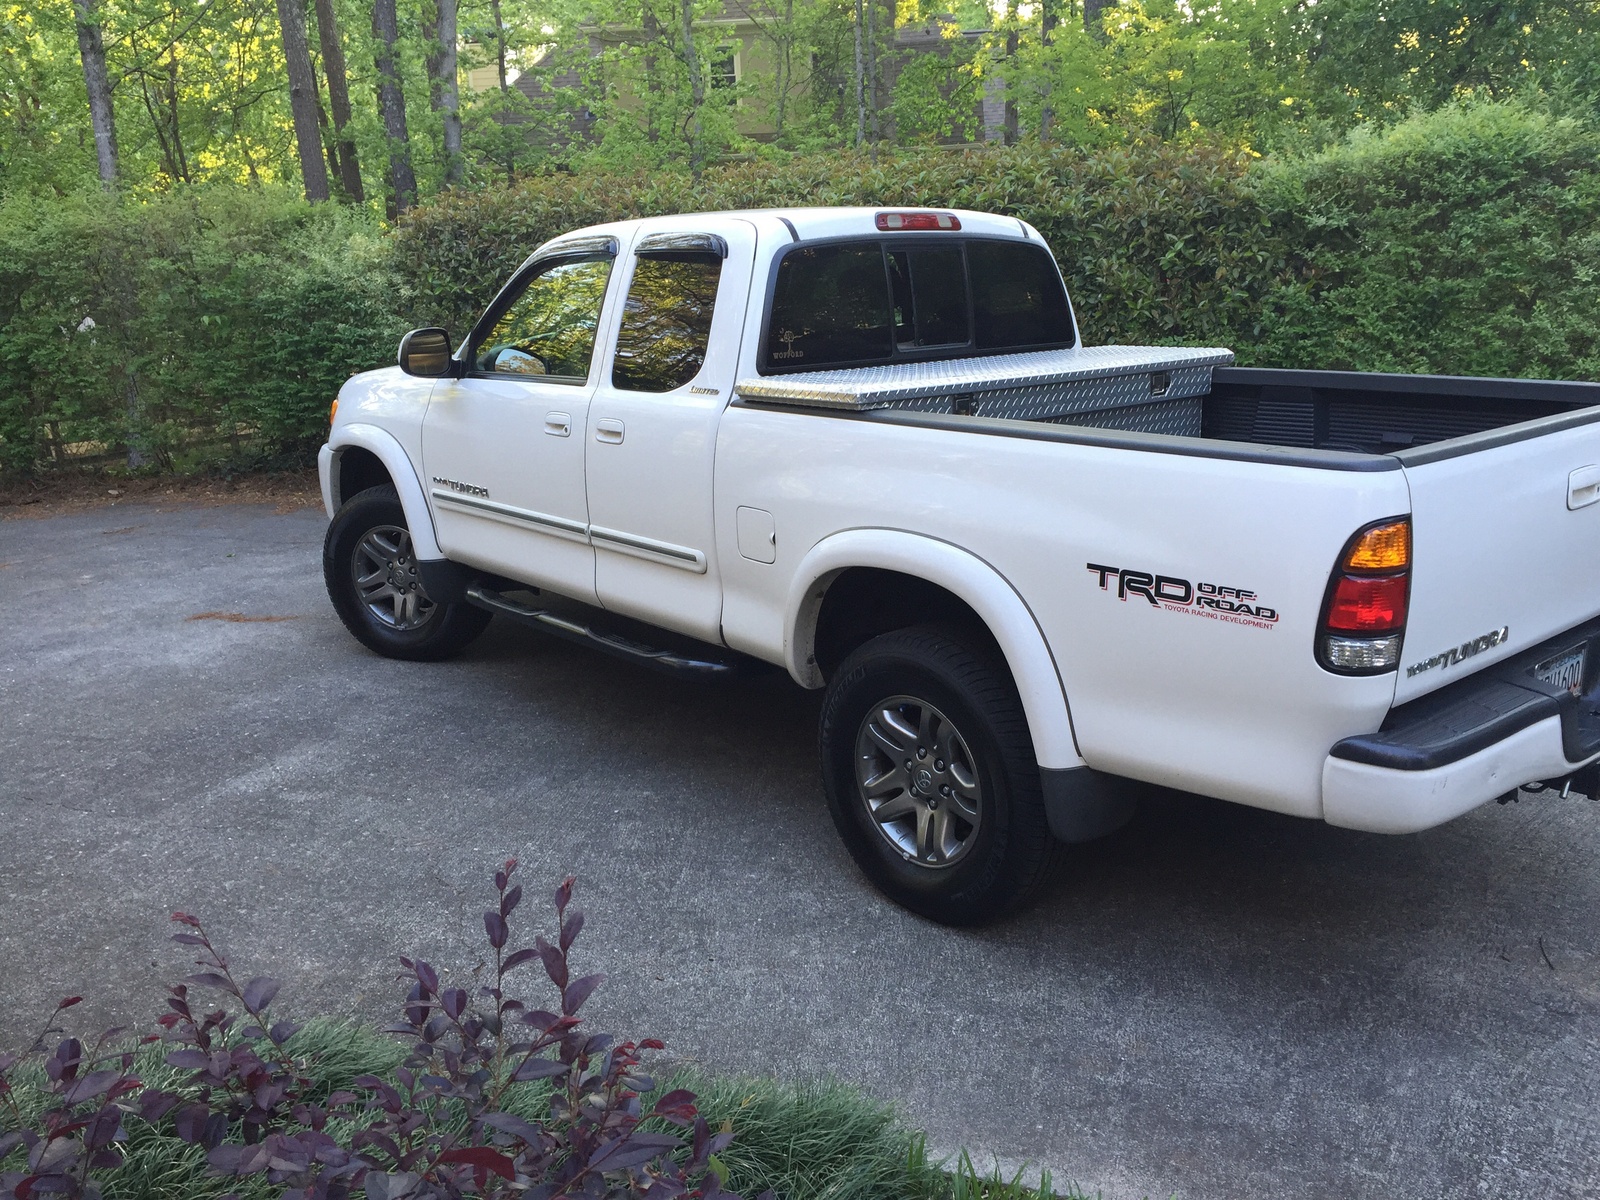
xmin=785 ymin=530 xmax=1084 ymax=770
xmin=325 ymin=424 xmax=442 ymax=560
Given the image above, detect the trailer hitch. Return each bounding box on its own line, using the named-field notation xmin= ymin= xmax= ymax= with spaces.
xmin=1502 ymin=763 xmax=1600 ymax=803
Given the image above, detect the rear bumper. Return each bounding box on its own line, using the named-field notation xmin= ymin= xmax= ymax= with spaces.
xmin=1323 ymin=615 xmax=1600 ymax=833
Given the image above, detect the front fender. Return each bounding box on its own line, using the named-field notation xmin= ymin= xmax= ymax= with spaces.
xmin=325 ymin=423 xmax=443 ymax=561
xmin=785 ymin=529 xmax=1084 ymax=771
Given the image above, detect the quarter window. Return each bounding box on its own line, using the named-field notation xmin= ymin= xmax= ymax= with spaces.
xmin=766 ymin=243 xmax=892 ymax=371
xmin=475 ymin=256 xmax=613 ymax=381
xmin=967 ymin=241 xmax=1073 ymax=351
xmin=612 ymin=253 xmax=724 ymax=393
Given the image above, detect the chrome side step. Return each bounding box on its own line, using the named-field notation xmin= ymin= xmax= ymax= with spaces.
xmin=464 ymin=583 xmax=742 ymax=677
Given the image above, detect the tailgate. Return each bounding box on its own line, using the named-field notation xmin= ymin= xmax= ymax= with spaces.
xmin=1397 ymin=413 xmax=1600 ymax=704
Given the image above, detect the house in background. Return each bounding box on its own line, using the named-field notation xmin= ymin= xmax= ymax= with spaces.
xmin=466 ymin=3 xmax=1003 ymax=152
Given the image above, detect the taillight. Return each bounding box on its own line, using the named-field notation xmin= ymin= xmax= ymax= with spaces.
xmin=1318 ymin=517 xmax=1410 ymax=674
xmin=875 ymin=211 xmax=961 ymax=231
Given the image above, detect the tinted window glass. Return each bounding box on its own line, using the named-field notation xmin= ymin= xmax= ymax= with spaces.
xmin=476 ymin=256 xmax=612 ymax=380
xmin=967 ymin=241 xmax=1073 ymax=350
xmin=765 ymin=244 xmax=891 ymax=371
xmin=888 ymin=247 xmax=968 ymax=348
xmin=612 ymin=253 xmax=723 ymax=393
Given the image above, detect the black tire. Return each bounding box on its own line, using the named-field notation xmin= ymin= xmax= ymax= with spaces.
xmin=323 ymin=485 xmax=491 ymax=662
xmin=818 ymin=624 xmax=1060 ymax=925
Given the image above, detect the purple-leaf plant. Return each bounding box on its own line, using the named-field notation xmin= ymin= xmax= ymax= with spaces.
xmin=0 ymin=998 xmax=142 ymax=1200
xmin=1 ymin=864 xmax=763 ymax=1200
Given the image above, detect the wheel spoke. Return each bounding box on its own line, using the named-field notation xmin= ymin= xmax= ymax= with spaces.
xmin=864 ymin=720 xmax=907 ymax=759
xmin=366 ymin=530 xmax=402 ymax=559
xmin=929 ymin=807 xmax=955 ymax=860
xmin=861 ymin=760 xmax=908 ymax=797
xmin=362 ymin=581 xmax=397 ymax=604
xmin=949 ymin=784 xmax=981 ymax=823
xmin=917 ymin=703 xmax=936 ymax=745
xmin=878 ymin=706 xmax=918 ymax=745
xmin=914 ymin=804 xmax=935 ymax=861
xmin=871 ymin=793 xmax=917 ymax=823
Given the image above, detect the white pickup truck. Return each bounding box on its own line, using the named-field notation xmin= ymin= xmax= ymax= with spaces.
xmin=319 ymin=206 xmax=1600 ymax=922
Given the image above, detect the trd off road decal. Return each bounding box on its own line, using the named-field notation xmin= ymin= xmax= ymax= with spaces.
xmin=1087 ymin=563 xmax=1279 ymax=630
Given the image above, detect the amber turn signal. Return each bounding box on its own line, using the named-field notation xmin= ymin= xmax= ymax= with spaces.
xmin=330 ymin=397 xmax=339 ymax=425
xmin=1343 ymin=519 xmax=1409 ymax=572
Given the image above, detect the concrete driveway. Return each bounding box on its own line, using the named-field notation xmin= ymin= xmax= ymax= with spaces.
xmin=1 ymin=500 xmax=1597 ymax=1200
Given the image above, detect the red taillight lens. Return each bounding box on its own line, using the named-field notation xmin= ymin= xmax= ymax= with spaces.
xmin=875 ymin=211 xmax=961 ymax=231
xmin=1325 ymin=574 xmax=1409 ymax=632
xmin=1317 ymin=516 xmax=1412 ymax=674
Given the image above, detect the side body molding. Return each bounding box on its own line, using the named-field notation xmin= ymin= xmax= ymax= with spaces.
xmin=325 ymin=423 xmax=444 ymax=561
xmin=784 ymin=529 xmax=1085 ymax=771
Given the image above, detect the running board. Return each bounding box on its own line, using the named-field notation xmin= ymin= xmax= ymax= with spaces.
xmin=464 ymin=583 xmax=742 ymax=677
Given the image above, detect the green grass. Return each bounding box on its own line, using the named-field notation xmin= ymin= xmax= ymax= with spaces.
xmin=2 ymin=1022 xmax=1089 ymax=1200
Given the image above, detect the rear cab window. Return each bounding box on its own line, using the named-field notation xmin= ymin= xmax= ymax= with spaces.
xmin=761 ymin=236 xmax=1073 ymax=374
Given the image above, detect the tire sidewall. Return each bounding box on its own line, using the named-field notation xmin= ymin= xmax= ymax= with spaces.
xmin=819 ymin=631 xmax=1040 ymax=922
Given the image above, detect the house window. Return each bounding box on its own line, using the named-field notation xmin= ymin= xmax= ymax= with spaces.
xmin=710 ymin=47 xmax=738 ymax=89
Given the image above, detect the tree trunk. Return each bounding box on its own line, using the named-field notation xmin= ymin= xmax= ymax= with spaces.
xmin=313 ymin=0 xmax=365 ymax=199
xmin=852 ymin=0 xmax=864 ymax=147
xmin=679 ymin=0 xmax=704 ymax=178
xmin=371 ymin=0 xmax=417 ymax=215
xmin=773 ymin=0 xmax=792 ymax=137
xmin=1003 ymin=18 xmax=1018 ymax=145
xmin=1083 ymin=0 xmax=1107 ymax=39
xmin=488 ymin=0 xmax=515 ymax=182
xmin=423 ymin=0 xmax=462 ymax=184
xmin=165 ymin=48 xmax=191 ymax=180
xmin=643 ymin=6 xmax=661 ymax=145
xmin=865 ymin=0 xmax=878 ymax=159
xmin=1039 ymin=0 xmax=1057 ymax=141
xmin=276 ymin=0 xmax=330 ymax=201
xmin=72 ymin=0 xmax=118 ymax=187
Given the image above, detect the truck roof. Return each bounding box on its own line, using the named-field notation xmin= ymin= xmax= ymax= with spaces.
xmin=536 ymin=208 xmax=1038 ymax=259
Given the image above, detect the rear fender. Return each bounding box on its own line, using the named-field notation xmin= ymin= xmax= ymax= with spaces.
xmin=326 ymin=424 xmax=442 ymax=561
xmin=786 ymin=529 xmax=1084 ymax=771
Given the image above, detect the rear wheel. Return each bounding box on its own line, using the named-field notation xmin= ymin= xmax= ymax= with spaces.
xmin=323 ymin=485 xmax=490 ymax=661
xmin=819 ymin=625 xmax=1059 ymax=924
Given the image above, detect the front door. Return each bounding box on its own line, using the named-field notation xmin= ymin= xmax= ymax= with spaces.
xmin=583 ymin=219 xmax=758 ymax=643
xmin=422 ymin=246 xmax=622 ymax=602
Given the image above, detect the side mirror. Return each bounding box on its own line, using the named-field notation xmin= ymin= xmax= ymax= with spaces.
xmin=398 ymin=328 xmax=456 ymax=377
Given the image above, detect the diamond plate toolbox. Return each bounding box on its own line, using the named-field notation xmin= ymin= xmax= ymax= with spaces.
xmin=734 ymin=345 xmax=1235 ymax=431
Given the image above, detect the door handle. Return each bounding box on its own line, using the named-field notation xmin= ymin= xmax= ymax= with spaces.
xmin=1569 ymin=465 xmax=1600 ymax=510
xmin=544 ymin=411 xmax=572 ymax=437
xmin=595 ymin=418 xmax=625 ymax=445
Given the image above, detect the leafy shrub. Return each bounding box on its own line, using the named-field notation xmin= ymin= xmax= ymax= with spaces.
xmin=4 ymin=102 xmax=1599 ymax=480
xmin=0 ymin=863 xmax=762 ymax=1200
xmin=0 ymin=187 xmax=401 ymax=477
xmin=1254 ymin=100 xmax=1600 ymax=379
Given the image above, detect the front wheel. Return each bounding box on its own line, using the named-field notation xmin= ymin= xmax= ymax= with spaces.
xmin=323 ymin=485 xmax=491 ymax=661
xmin=818 ymin=625 xmax=1060 ymax=924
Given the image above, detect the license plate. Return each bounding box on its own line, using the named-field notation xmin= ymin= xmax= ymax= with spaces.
xmin=1535 ymin=644 xmax=1588 ymax=697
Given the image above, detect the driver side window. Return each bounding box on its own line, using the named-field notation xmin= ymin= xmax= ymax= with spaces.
xmin=475 ymin=256 xmax=613 ymax=381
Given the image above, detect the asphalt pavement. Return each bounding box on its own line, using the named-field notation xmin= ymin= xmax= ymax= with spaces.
xmin=1 ymin=501 xmax=1597 ymax=1199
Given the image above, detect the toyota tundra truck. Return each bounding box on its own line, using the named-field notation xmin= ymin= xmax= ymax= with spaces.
xmin=318 ymin=206 xmax=1600 ymax=923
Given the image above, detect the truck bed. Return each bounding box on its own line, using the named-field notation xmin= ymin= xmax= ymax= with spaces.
xmin=736 ymin=352 xmax=1600 ymax=458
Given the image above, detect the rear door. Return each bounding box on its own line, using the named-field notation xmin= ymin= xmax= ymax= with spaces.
xmin=583 ymin=217 xmax=757 ymax=643
xmin=1396 ymin=414 xmax=1600 ymax=703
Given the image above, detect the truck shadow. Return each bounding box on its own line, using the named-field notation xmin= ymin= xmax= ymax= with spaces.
xmin=461 ymin=619 xmax=1597 ymax=966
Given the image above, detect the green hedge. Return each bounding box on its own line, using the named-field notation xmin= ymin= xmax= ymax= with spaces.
xmin=0 ymin=188 xmax=403 ymax=476
xmin=2 ymin=100 xmax=1596 ymax=478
